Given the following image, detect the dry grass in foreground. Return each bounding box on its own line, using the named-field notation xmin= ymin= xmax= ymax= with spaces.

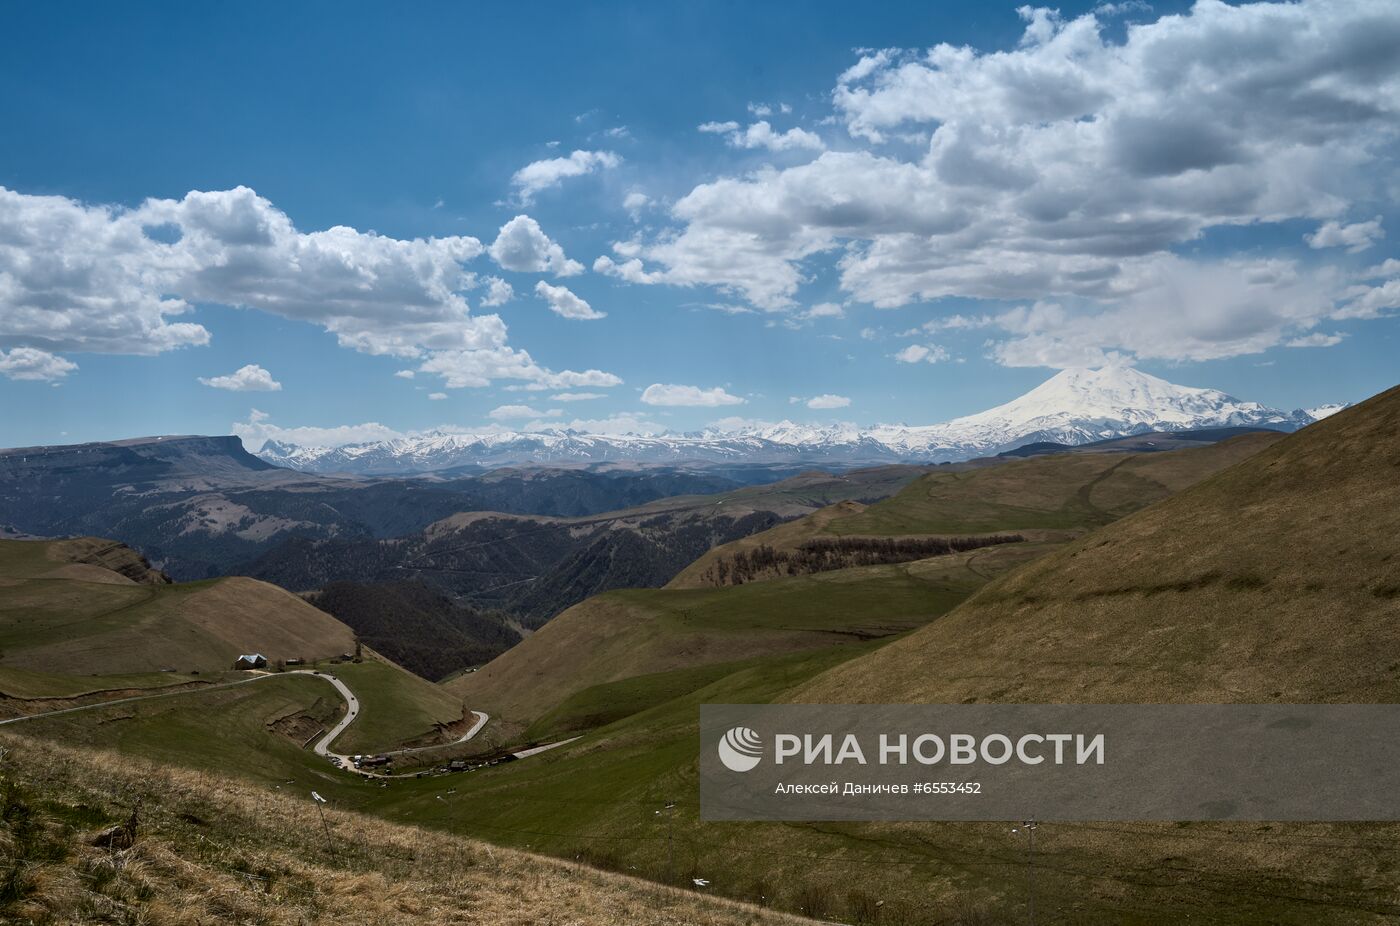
xmin=0 ymin=734 xmax=813 ymax=926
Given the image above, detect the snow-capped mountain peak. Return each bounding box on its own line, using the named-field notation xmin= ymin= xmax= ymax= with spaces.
xmin=904 ymin=366 xmax=1298 ymax=452
xmin=254 ymin=367 xmax=1330 ymax=475
xmin=993 ymin=366 xmax=1251 ymax=424
xmin=1305 ymin=403 xmax=1349 ymax=420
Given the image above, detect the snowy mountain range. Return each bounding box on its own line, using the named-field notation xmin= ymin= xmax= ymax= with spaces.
xmin=256 ymin=367 xmax=1333 ymax=475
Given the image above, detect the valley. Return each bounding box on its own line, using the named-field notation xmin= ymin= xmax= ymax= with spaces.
xmin=5 ymin=4 xmax=1396 ymax=922
xmin=367 ymin=385 xmax=1400 ymax=924
xmin=0 ymin=434 xmax=931 ymax=655
xmin=2 ymin=383 xmax=1377 ymax=918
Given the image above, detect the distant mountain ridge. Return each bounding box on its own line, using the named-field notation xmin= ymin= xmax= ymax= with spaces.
xmin=258 ymin=367 xmax=1331 ymax=475
xmin=0 ymin=434 xmax=282 ymax=489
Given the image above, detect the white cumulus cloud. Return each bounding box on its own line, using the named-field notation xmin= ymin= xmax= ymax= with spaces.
xmin=623 ymin=191 xmax=651 ymax=220
xmin=700 ymin=120 xmax=823 ymax=152
xmin=480 ymin=276 xmax=515 ymax=306
xmin=1306 ymin=217 xmax=1385 ymax=254
xmin=894 ymin=344 xmax=949 ymax=364
xmin=603 ymin=0 xmax=1400 ymax=361
xmin=806 ymin=394 xmax=851 ymax=409
xmin=233 ymin=409 xmax=404 ymax=450
xmin=801 ymin=302 xmax=845 ymax=320
xmin=416 ymin=347 xmax=621 ymax=390
xmin=535 ymin=280 xmax=605 ymax=320
xmin=523 ymin=412 xmax=659 ymax=435
xmin=510 ymin=149 xmax=621 ymax=204
xmin=747 ymin=102 xmax=791 ymax=117
xmin=1286 ymin=332 xmax=1345 ymax=348
xmin=0 ymin=185 xmax=617 ymax=390
xmin=640 ymin=383 xmax=745 ymax=407
xmin=0 ymin=347 xmax=77 ymax=381
xmin=488 ymin=404 xmax=562 ymax=420
xmin=488 ymin=215 xmax=583 ymax=276
xmin=198 ymin=363 xmax=282 ymax=392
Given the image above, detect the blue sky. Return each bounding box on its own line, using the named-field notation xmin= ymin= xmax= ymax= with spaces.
xmin=1 ymin=0 xmax=1397 ymax=449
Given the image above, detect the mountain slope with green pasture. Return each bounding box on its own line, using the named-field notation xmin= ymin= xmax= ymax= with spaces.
xmin=670 ymin=432 xmax=1280 ymax=589
xmin=794 ymin=385 xmax=1400 ymax=705
xmin=448 ymin=540 xmax=1053 ymax=733
xmin=7 ymin=654 xmax=467 ymax=778
xmin=0 ymin=538 xmax=468 ymax=755
xmin=321 ymin=654 xmax=467 ymax=754
xmin=369 ymin=631 xmax=1400 ymax=926
xmin=5 ymin=536 xmax=173 ymax=585
xmin=823 ymin=430 xmax=1281 ymax=536
xmin=6 ymin=673 xmax=352 ymax=790
xmin=452 ymin=434 xmax=1279 ymax=734
xmin=0 ymin=539 xmax=355 ymax=676
xmin=377 ymin=400 xmax=1400 ymax=924
xmin=666 ymin=499 xmax=873 ymax=589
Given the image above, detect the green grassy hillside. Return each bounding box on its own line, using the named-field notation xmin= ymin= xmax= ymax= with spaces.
xmin=0 ymin=664 xmax=214 ymax=700
xmin=324 ymin=654 xmax=466 ymax=754
xmin=0 ymin=536 xmax=170 ymax=586
xmin=670 ymin=433 xmax=1280 ymax=589
xmin=0 ymin=539 xmax=468 ymax=756
xmin=247 ymin=464 xmax=931 ymax=628
xmin=6 ymin=405 xmax=1390 ymax=924
xmin=0 ymin=539 xmax=355 ymax=676
xmin=370 ymin=632 xmax=1400 ymax=925
xmin=385 ymin=406 xmax=1400 ymax=924
xmin=826 ymin=431 xmax=1280 ymax=536
xmin=453 ymin=433 xmax=1282 ymax=738
xmin=9 ymin=655 xmax=467 ymax=778
xmin=447 ymin=541 xmax=1050 ymax=733
xmin=666 ymin=499 xmax=873 ymax=588
xmin=8 ymin=673 xmax=352 ymax=790
xmin=794 ymin=386 xmax=1400 ymax=705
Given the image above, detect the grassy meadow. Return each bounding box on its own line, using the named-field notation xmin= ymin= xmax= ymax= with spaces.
xmin=4 ymin=404 xmax=1398 ymax=923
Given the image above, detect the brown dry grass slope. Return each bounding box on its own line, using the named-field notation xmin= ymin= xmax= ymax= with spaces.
xmin=0 ymin=734 xmax=813 ymax=926
xmin=794 ymin=385 xmax=1400 ymax=705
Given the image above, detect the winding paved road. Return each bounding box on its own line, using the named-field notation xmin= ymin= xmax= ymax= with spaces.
xmin=303 ymin=671 xmax=362 ymax=764
xmin=0 ymin=669 xmax=491 ymax=773
xmin=383 ymin=709 xmax=489 ymax=759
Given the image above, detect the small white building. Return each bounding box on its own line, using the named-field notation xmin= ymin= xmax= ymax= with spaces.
xmin=234 ymin=653 xmax=268 ymax=670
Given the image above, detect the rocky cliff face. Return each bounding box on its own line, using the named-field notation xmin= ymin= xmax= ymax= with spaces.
xmin=0 ymin=435 xmax=280 ymax=491
xmin=50 ymin=537 xmax=172 ymax=585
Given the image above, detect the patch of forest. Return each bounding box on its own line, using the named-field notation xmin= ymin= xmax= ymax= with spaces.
xmin=699 ymin=534 xmax=1025 ymax=586
xmin=308 ymin=580 xmax=520 ymax=681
